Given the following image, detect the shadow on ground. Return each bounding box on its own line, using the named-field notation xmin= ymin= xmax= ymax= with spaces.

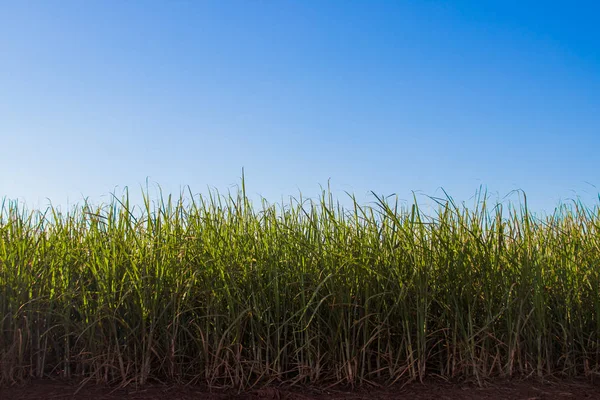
xmin=1 ymin=379 xmax=600 ymax=399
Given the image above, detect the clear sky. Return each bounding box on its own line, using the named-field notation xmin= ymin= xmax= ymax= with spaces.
xmin=1 ymin=1 xmax=599 ymax=213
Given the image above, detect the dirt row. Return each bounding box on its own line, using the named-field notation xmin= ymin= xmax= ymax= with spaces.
xmin=2 ymin=378 xmax=600 ymax=400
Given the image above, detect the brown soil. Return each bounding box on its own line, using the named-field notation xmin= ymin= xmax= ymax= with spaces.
xmin=1 ymin=379 xmax=600 ymax=400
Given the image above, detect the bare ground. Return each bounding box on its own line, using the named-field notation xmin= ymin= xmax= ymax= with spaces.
xmin=2 ymin=379 xmax=600 ymax=400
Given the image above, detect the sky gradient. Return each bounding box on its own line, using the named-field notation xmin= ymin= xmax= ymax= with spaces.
xmin=1 ymin=1 xmax=599 ymax=213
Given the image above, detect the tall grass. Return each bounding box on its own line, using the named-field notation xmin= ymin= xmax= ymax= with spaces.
xmin=1 ymin=182 xmax=599 ymax=388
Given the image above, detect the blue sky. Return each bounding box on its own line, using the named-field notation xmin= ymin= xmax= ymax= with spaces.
xmin=1 ymin=1 xmax=598 ymax=213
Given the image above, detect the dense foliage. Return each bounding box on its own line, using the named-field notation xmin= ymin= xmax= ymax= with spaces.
xmin=1 ymin=183 xmax=599 ymax=387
